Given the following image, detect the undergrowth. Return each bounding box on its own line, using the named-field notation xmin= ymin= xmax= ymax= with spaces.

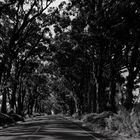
xmin=106 ymin=107 xmax=140 ymax=137
xmin=82 ymin=106 xmax=140 ymax=137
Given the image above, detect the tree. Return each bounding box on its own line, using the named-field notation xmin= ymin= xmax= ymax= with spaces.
xmin=0 ymin=0 xmax=54 ymax=113
xmin=51 ymin=0 xmax=140 ymax=113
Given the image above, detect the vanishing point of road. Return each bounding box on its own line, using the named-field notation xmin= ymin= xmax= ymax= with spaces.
xmin=0 ymin=115 xmax=108 ymax=140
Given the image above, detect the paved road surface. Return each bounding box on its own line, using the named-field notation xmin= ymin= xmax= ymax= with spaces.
xmin=0 ymin=115 xmax=108 ymax=140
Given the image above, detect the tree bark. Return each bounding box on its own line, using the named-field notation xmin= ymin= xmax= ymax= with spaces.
xmin=17 ymin=90 xmax=22 ymax=115
xmin=1 ymin=88 xmax=7 ymax=114
xmin=124 ymin=72 xmax=134 ymax=110
xmin=72 ymin=93 xmax=81 ymax=116
xmin=110 ymin=80 xmax=117 ymax=112
xmin=87 ymin=82 xmax=97 ymax=113
xmin=110 ymin=63 xmax=117 ymax=113
xmin=10 ymin=82 xmax=17 ymax=110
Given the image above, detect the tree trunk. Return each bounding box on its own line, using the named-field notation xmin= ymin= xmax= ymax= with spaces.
xmin=110 ymin=80 xmax=117 ymax=112
xmin=1 ymin=88 xmax=7 ymax=114
xmin=10 ymin=82 xmax=17 ymax=110
xmin=0 ymin=62 xmax=4 ymax=84
xmin=72 ymin=93 xmax=81 ymax=116
xmin=98 ymin=80 xmax=107 ymax=112
xmin=91 ymin=63 xmax=99 ymax=113
xmin=87 ymin=82 xmax=97 ymax=113
xmin=110 ymin=63 xmax=117 ymax=113
xmin=30 ymin=103 xmax=34 ymax=115
xmin=96 ymin=0 xmax=103 ymax=11
xmin=17 ymin=91 xmax=22 ymax=115
xmin=27 ymin=94 xmax=35 ymax=115
xmin=34 ymin=99 xmax=38 ymax=113
xmin=124 ymin=72 xmax=134 ymax=110
xmin=17 ymin=82 xmax=25 ymax=115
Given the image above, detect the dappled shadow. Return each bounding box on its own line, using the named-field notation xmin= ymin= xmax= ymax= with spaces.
xmin=10 ymin=135 xmax=44 ymax=140
xmin=9 ymin=133 xmax=93 ymax=140
xmin=71 ymin=121 xmax=110 ymax=140
xmin=0 ymin=116 xmax=110 ymax=140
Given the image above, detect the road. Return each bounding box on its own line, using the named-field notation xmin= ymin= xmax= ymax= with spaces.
xmin=0 ymin=115 xmax=108 ymax=140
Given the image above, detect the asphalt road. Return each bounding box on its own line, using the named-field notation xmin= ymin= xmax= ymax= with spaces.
xmin=0 ymin=115 xmax=108 ymax=140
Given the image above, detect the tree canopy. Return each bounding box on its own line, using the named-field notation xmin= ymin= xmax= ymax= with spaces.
xmin=0 ymin=0 xmax=140 ymax=116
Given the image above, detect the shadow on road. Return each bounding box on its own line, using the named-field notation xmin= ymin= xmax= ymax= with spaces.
xmin=0 ymin=116 xmax=110 ymax=140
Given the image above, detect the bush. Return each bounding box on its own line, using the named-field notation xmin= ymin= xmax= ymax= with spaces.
xmin=0 ymin=113 xmax=15 ymax=126
xmin=72 ymin=112 xmax=81 ymax=120
xmin=106 ymin=106 xmax=140 ymax=137
xmin=83 ymin=111 xmax=113 ymax=123
xmin=9 ymin=114 xmax=25 ymax=122
xmin=82 ymin=111 xmax=114 ymax=133
xmin=82 ymin=113 xmax=98 ymax=122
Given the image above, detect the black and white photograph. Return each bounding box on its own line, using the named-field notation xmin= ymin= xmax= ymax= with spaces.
xmin=0 ymin=0 xmax=140 ymax=140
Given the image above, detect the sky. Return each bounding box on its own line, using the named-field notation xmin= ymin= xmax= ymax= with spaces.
xmin=50 ymin=0 xmax=69 ymax=7
xmin=0 ymin=0 xmax=68 ymax=6
xmin=0 ymin=0 xmax=69 ymax=14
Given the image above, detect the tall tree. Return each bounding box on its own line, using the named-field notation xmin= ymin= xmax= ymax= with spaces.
xmin=0 ymin=0 xmax=54 ymax=112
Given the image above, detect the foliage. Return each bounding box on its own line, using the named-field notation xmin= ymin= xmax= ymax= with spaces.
xmin=9 ymin=114 xmax=25 ymax=122
xmin=0 ymin=0 xmax=55 ymax=114
xmin=0 ymin=113 xmax=15 ymax=126
xmin=106 ymin=107 xmax=140 ymax=137
xmin=0 ymin=0 xmax=140 ymax=122
xmin=51 ymin=0 xmax=140 ymax=113
xmin=82 ymin=111 xmax=114 ymax=134
xmin=81 ymin=108 xmax=140 ymax=137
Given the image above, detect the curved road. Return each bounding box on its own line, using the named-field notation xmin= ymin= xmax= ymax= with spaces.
xmin=0 ymin=115 xmax=108 ymax=140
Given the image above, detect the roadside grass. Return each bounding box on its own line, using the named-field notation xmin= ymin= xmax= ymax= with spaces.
xmin=105 ymin=107 xmax=140 ymax=137
xmin=66 ymin=107 xmax=140 ymax=140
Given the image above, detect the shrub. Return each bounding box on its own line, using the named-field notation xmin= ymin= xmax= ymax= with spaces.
xmin=83 ymin=111 xmax=113 ymax=123
xmin=106 ymin=106 xmax=140 ymax=136
xmin=82 ymin=111 xmax=114 ymax=133
xmin=0 ymin=113 xmax=15 ymax=126
xmin=9 ymin=114 xmax=25 ymax=122
xmin=82 ymin=113 xmax=98 ymax=122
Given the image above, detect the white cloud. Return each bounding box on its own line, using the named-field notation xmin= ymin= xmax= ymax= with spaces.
xmin=50 ymin=0 xmax=69 ymax=7
xmin=0 ymin=0 xmax=5 ymax=3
